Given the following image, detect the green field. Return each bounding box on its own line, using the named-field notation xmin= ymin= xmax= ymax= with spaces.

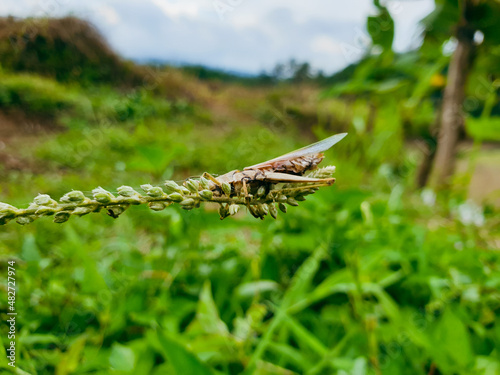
xmin=1 ymin=14 xmax=500 ymax=375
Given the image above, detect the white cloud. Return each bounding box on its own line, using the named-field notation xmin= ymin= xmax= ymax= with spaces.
xmin=95 ymin=4 xmax=120 ymax=25
xmin=150 ymin=0 xmax=200 ymax=19
xmin=390 ymin=0 xmax=435 ymax=52
xmin=311 ymin=35 xmax=342 ymax=55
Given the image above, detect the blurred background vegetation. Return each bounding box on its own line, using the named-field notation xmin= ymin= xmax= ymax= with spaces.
xmin=0 ymin=0 xmax=499 ymax=374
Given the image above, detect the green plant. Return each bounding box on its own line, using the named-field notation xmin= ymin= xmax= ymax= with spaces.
xmin=0 ymin=167 xmax=337 ymax=225
xmin=0 ymin=72 xmax=90 ymax=118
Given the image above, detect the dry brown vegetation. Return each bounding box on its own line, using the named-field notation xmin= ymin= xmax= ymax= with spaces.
xmin=0 ymin=16 xmax=144 ymax=84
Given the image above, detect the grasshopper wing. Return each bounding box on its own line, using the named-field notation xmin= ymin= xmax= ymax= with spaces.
xmin=244 ymin=133 xmax=347 ymax=175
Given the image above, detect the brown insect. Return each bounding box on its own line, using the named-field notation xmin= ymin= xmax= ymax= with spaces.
xmin=202 ymin=133 xmax=347 ymax=198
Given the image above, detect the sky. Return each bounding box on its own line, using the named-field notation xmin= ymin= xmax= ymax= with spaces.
xmin=0 ymin=0 xmax=435 ymax=75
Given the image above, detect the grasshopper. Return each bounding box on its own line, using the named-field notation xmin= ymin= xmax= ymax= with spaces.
xmin=200 ymin=133 xmax=347 ymax=200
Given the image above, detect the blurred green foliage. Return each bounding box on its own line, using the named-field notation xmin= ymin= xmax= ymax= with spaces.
xmin=0 ymin=66 xmax=498 ymax=374
xmin=0 ymin=9 xmax=500 ymax=375
xmin=0 ymin=73 xmax=90 ymax=120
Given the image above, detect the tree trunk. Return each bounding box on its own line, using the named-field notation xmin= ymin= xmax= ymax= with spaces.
xmin=428 ymin=25 xmax=475 ymax=190
xmin=366 ymin=102 xmax=377 ymax=134
xmin=416 ymin=138 xmax=437 ymax=188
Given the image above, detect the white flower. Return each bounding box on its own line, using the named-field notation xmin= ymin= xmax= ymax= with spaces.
xmin=457 ymin=200 xmax=485 ymax=227
xmin=421 ymin=188 xmax=436 ymax=207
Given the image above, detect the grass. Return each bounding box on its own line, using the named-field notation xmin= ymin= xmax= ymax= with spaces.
xmin=0 ymin=67 xmax=499 ymax=375
xmin=0 ymin=72 xmax=90 ymax=120
xmin=466 ymin=116 xmax=500 ymax=142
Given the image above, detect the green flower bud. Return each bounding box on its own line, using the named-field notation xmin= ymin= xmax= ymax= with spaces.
xmin=269 ymin=204 xmax=278 ymax=219
xmin=257 ymin=186 xmax=266 ymax=197
xmin=148 ymin=202 xmax=167 ymax=211
xmin=17 ymin=216 xmax=34 ymax=225
xmin=257 ymin=203 xmax=268 ymax=216
xmin=93 ymin=193 xmax=111 ymax=204
xmin=72 ymin=206 xmax=94 ymax=216
xmin=60 ymin=190 xmax=86 ymax=203
xmin=123 ymin=195 xmax=142 ymax=205
xmin=0 ymin=203 xmax=17 ymax=219
xmin=199 ymin=190 xmax=213 ymax=200
xmin=307 ymin=166 xmax=336 ymax=179
xmin=229 ymin=204 xmax=239 ymax=216
xmin=277 ymin=194 xmax=287 ymax=202
xmin=146 ymin=186 xmax=164 ymax=197
xmin=27 ymin=203 xmax=39 ymax=210
xmin=248 ymin=204 xmax=262 ymax=219
xmin=34 ymin=194 xmax=58 ymax=206
xmin=168 ymin=193 xmax=184 ymax=202
xmin=219 ymin=204 xmax=229 ymax=220
xmin=278 ymin=202 xmax=287 ymax=213
xmin=164 ymin=181 xmax=181 ymax=194
xmin=35 ymin=206 xmax=57 ymax=216
xmin=301 ymin=189 xmax=316 ymax=196
xmin=287 ymin=197 xmax=299 ymax=206
xmin=222 ymin=182 xmax=232 ymax=196
xmin=185 ymin=179 xmax=200 ymax=193
xmin=199 ymin=176 xmax=210 ymax=190
xmin=92 ymin=187 xmax=114 ymax=204
xmin=295 ymin=195 xmax=306 ymax=201
xmin=179 ymin=186 xmax=191 ymax=195
xmin=107 ymin=205 xmax=127 ymax=218
xmin=140 ymin=184 xmax=153 ymax=193
xmin=265 ymin=192 xmax=275 ymax=201
xmin=180 ymin=198 xmax=195 ymax=206
xmin=181 ymin=199 xmax=195 ymax=210
xmin=117 ymin=186 xmax=138 ymax=197
xmin=53 ymin=212 xmax=71 ymax=223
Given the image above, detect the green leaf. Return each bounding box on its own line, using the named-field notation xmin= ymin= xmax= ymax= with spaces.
xmin=0 ymin=337 xmax=7 ymax=367
xmin=474 ymin=356 xmax=500 ymax=375
xmin=364 ymin=283 xmax=400 ymax=321
xmin=283 ymin=315 xmax=328 ymax=356
xmin=367 ymin=4 xmax=394 ymax=51
xmin=352 ymin=357 xmax=368 ymax=375
xmin=235 ymin=280 xmax=280 ymax=299
xmin=246 ymin=247 xmax=328 ymax=373
xmin=81 ymin=259 xmax=108 ymax=293
xmin=21 ymin=234 xmax=41 ymax=262
xmin=109 ymin=342 xmax=136 ymax=371
xmin=432 ymin=308 xmax=474 ymax=372
xmin=267 ymin=342 xmax=313 ymax=371
xmin=56 ymin=336 xmax=86 ymax=375
xmin=20 ymin=334 xmax=60 ymax=345
xmin=254 ymin=361 xmax=301 ymax=374
xmin=197 ymin=280 xmax=229 ymax=336
xmin=288 ymin=269 xmax=353 ymax=313
xmin=282 ymin=246 xmax=328 ymax=307
xmin=157 ymin=331 xmax=214 ymax=375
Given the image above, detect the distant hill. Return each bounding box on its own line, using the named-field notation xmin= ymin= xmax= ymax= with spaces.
xmin=0 ymin=16 xmax=143 ymax=85
xmin=0 ymin=16 xmax=362 ymax=88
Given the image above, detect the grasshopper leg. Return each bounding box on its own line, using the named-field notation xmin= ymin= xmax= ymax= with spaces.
xmin=202 ymin=172 xmax=222 ymax=188
xmin=242 ymin=178 xmax=252 ymax=205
